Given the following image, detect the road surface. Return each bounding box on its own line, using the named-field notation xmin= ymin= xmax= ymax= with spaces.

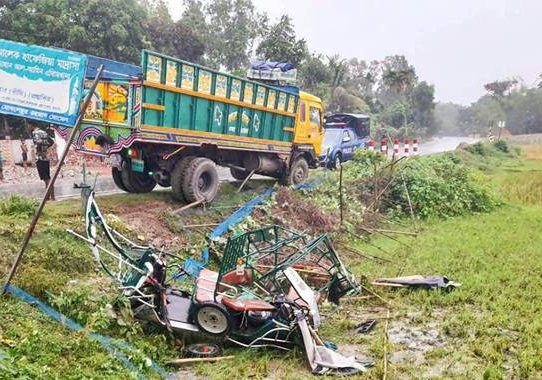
xmin=420 ymin=136 xmax=479 ymax=155
xmin=0 ymin=136 xmax=479 ymax=200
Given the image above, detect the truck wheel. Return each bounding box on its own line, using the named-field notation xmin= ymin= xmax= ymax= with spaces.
xmin=112 ymin=166 xmax=128 ymax=192
xmin=121 ymin=161 xmax=157 ymax=193
xmin=280 ymin=156 xmax=309 ymax=186
xmin=230 ymin=167 xmax=249 ymax=181
xmin=182 ymin=158 xmax=220 ymax=203
xmin=171 ymin=156 xmax=196 ymax=202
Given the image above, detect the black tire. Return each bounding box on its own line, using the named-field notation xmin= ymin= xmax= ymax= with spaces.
xmin=120 ymin=160 xmax=157 ymax=193
xmin=195 ymin=302 xmax=231 ymax=337
xmin=112 ymin=166 xmax=129 ymax=192
xmin=230 ymin=167 xmax=249 ymax=181
xmin=170 ymin=156 xmax=197 ymax=202
xmin=280 ymin=156 xmax=309 ymax=186
xmin=185 ymin=343 xmax=222 ymax=358
xmin=329 ymin=153 xmax=342 ymax=170
xmin=182 ymin=157 xmax=219 ymax=203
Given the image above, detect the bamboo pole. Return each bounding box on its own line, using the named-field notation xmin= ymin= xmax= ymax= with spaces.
xmin=173 ymin=198 xmax=205 ymax=214
xmin=339 ymin=163 xmax=344 ymax=225
xmin=383 ymin=308 xmax=391 ymax=380
xmin=237 ymin=169 xmax=255 ymax=193
xmin=166 ymin=355 xmax=235 ymax=365
xmin=2 ymin=65 xmax=105 ymax=294
xmin=364 ymin=228 xmax=417 ymax=236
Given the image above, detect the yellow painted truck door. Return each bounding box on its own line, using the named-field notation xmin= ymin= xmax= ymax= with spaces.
xmin=294 ymin=91 xmax=324 ymax=156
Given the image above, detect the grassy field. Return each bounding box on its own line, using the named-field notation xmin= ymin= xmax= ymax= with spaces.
xmin=1 ymin=144 xmax=541 ymax=379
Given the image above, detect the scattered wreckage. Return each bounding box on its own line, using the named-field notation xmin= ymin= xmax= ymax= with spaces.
xmin=67 ymin=193 xmax=370 ymax=375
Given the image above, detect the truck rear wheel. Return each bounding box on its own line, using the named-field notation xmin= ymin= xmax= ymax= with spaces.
xmin=121 ymin=161 xmax=157 ymax=193
xmin=112 ymin=166 xmax=128 ymax=192
xmin=280 ymin=156 xmax=309 ymax=186
xmin=171 ymin=156 xmax=196 ymax=202
xmin=230 ymin=167 xmax=249 ymax=181
xmin=182 ymin=157 xmax=219 ymax=203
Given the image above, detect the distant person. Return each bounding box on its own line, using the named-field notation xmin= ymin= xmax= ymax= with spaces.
xmin=30 ymin=123 xmax=55 ymax=200
xmin=20 ymin=138 xmax=29 ymax=167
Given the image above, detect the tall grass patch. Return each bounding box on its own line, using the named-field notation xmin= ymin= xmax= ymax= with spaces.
xmin=498 ymin=171 xmax=542 ymax=205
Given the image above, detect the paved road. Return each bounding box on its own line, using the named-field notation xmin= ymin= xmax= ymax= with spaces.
xmin=420 ymin=136 xmax=479 ymax=156
xmin=0 ymin=136 xmax=478 ymax=200
xmin=0 ymin=166 xmax=256 ymax=200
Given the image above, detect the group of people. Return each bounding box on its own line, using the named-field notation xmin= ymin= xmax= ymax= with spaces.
xmin=0 ymin=123 xmax=55 ymax=200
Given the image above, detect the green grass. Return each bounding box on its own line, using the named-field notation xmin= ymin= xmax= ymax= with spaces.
xmin=1 ymin=148 xmax=541 ymax=378
xmin=349 ymin=205 xmax=542 ymax=378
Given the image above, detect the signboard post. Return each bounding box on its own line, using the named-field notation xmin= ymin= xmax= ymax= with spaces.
xmin=0 ymin=39 xmax=103 ymax=294
xmin=0 ymin=39 xmax=87 ymax=127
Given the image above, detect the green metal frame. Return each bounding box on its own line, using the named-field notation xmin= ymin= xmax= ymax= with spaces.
xmin=215 ymin=225 xmax=359 ymax=300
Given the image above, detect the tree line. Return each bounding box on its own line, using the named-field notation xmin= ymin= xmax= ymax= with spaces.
xmin=4 ymin=0 xmax=539 ymax=138
xmin=436 ymin=79 xmax=542 ymax=136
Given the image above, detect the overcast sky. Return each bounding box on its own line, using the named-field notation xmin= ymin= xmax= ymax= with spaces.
xmin=166 ymin=0 xmax=541 ymax=105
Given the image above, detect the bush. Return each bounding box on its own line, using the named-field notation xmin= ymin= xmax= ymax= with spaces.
xmin=466 ymin=142 xmax=487 ymax=156
xmin=493 ymin=140 xmax=509 ymax=153
xmin=386 ymin=155 xmax=501 ymax=218
xmin=0 ymin=195 xmax=38 ymax=217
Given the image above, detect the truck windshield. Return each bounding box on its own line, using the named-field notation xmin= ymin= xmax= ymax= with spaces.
xmin=323 ymin=129 xmax=343 ymax=146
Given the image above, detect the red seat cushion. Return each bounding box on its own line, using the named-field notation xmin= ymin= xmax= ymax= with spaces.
xmin=221 ymin=268 xmax=254 ymax=286
xmin=221 ymin=297 xmax=275 ymax=312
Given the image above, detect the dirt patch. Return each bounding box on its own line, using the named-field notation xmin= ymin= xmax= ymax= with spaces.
xmin=115 ymin=201 xmax=184 ymax=248
xmin=264 ymin=187 xmax=339 ymax=234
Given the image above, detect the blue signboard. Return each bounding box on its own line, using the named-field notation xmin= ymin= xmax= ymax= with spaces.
xmin=0 ymin=39 xmax=87 ymax=127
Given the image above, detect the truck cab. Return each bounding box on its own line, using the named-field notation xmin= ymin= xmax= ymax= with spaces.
xmin=320 ymin=113 xmax=370 ymax=169
xmin=294 ymin=91 xmax=324 ymax=157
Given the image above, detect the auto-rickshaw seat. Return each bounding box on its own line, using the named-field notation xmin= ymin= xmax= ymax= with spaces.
xmin=221 ymin=296 xmax=275 ymax=312
xmin=221 ymin=268 xmax=254 ymax=286
xmin=195 ymin=268 xmax=219 ymax=303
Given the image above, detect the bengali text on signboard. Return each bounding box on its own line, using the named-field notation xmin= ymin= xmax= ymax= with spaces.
xmin=0 ymin=39 xmax=87 ymax=127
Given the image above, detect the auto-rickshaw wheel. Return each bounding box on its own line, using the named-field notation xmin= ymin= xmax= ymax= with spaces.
xmin=195 ymin=302 xmax=231 ymax=337
xmin=185 ymin=343 xmax=222 ymax=358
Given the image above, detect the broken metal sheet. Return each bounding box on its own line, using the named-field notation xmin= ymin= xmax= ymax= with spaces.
xmin=296 ymin=310 xmax=368 ymax=376
xmin=372 ymin=275 xmax=461 ymax=290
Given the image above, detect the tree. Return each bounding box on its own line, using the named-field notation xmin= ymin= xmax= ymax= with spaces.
xmin=409 ymin=81 xmax=436 ymax=135
xmin=298 ymin=54 xmax=332 ymax=98
xmin=205 ymin=0 xmax=265 ymax=70
xmin=256 ymin=15 xmax=307 ymax=66
xmin=379 ymin=55 xmax=417 ymax=103
xmin=1 ymin=0 xmax=151 ymax=64
xmin=328 ymin=86 xmax=369 ymax=113
xmin=484 ymin=79 xmax=518 ymax=97
xmin=147 ymin=0 xmax=206 ymax=63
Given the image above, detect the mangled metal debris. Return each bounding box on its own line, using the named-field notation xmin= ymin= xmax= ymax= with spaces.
xmin=68 ymin=192 xmax=370 ymax=375
xmin=372 ymin=275 xmax=461 ymax=290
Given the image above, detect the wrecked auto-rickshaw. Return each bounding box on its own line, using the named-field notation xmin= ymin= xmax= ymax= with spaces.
xmin=68 ymin=193 xmax=369 ymax=375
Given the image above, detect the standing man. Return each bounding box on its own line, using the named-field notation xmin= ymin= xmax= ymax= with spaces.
xmin=20 ymin=138 xmax=29 ymax=167
xmin=31 ymin=123 xmax=55 ymax=200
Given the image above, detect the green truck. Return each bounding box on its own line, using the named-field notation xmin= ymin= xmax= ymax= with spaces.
xmin=73 ymin=50 xmax=325 ymax=203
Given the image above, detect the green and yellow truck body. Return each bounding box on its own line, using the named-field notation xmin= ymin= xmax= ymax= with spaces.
xmin=71 ymin=50 xmax=324 ymax=202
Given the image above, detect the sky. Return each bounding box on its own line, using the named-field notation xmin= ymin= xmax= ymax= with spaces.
xmin=166 ymin=0 xmax=541 ymax=105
